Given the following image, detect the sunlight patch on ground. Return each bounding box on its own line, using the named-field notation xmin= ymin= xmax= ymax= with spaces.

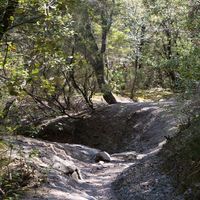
xmin=135 ymin=88 xmax=174 ymax=102
xmin=92 ymin=88 xmax=174 ymax=103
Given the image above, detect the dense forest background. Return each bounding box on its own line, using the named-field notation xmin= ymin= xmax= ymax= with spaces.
xmin=0 ymin=0 xmax=199 ymax=127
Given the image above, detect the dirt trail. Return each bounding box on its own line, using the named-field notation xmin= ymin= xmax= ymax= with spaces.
xmin=6 ymin=136 xmax=134 ymax=200
xmin=3 ymin=100 xmax=184 ymax=199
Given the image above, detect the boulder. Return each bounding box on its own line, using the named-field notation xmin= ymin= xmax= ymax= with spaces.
xmin=52 ymin=156 xmax=82 ymax=180
xmin=95 ymin=151 xmax=111 ymax=162
xmin=71 ymin=169 xmax=82 ymax=181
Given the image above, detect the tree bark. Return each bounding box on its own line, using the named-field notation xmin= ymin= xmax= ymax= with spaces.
xmin=162 ymin=21 xmax=178 ymax=87
xmin=95 ymin=54 xmax=117 ymax=104
xmin=130 ymin=25 xmax=146 ymax=99
xmin=73 ymin=3 xmax=117 ymax=104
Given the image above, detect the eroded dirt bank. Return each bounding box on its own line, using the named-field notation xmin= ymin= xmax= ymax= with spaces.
xmin=2 ymin=100 xmax=185 ymax=199
xmin=39 ymin=100 xmax=179 ymax=153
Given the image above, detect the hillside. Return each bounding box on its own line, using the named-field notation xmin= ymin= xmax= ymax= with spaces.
xmin=1 ymin=99 xmax=192 ymax=200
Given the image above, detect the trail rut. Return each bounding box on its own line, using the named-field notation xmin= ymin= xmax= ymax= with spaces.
xmin=2 ymin=100 xmax=184 ymax=199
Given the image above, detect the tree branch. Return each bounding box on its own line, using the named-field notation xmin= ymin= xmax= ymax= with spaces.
xmin=7 ymin=15 xmax=44 ymax=31
xmin=0 ymin=0 xmax=19 ymax=41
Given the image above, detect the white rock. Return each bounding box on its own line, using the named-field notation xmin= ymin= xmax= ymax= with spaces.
xmin=95 ymin=151 xmax=111 ymax=162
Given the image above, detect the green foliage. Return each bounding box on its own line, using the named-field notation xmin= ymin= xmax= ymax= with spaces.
xmin=15 ymin=124 xmax=40 ymax=138
xmin=0 ymin=0 xmax=199 ymax=103
xmin=134 ymin=88 xmax=173 ymax=101
xmin=179 ymin=46 xmax=200 ymax=81
xmin=29 ymin=148 xmax=40 ymax=158
xmin=0 ymin=168 xmax=31 ymax=200
xmin=0 ymin=0 xmax=199 ymax=126
xmin=160 ymin=116 xmax=200 ymax=199
xmin=0 ymin=141 xmax=43 ymax=200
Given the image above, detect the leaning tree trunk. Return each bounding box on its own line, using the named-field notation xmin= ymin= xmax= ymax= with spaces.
xmin=94 ymin=55 xmax=117 ymax=104
xmin=75 ymin=32 xmax=117 ymax=104
xmin=72 ymin=2 xmax=117 ymax=104
xmin=98 ymin=3 xmax=117 ymax=104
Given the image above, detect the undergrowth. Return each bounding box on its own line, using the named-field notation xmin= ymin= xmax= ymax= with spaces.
xmin=160 ymin=116 xmax=200 ymax=199
xmin=0 ymin=140 xmax=36 ymax=200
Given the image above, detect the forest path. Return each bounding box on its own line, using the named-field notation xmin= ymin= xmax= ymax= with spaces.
xmin=75 ymin=154 xmax=134 ymax=200
xmin=7 ymin=136 xmax=135 ymax=200
xmin=3 ymin=99 xmax=185 ymax=199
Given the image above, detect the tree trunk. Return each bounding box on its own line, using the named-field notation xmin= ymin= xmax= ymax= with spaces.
xmin=162 ymin=23 xmax=178 ymax=87
xmin=130 ymin=25 xmax=146 ymax=99
xmin=130 ymin=57 xmax=139 ymax=99
xmin=72 ymin=3 xmax=117 ymax=104
xmin=95 ymin=55 xmax=117 ymax=104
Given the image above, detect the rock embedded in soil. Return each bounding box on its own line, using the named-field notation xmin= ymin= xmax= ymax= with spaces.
xmin=95 ymin=151 xmax=111 ymax=162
